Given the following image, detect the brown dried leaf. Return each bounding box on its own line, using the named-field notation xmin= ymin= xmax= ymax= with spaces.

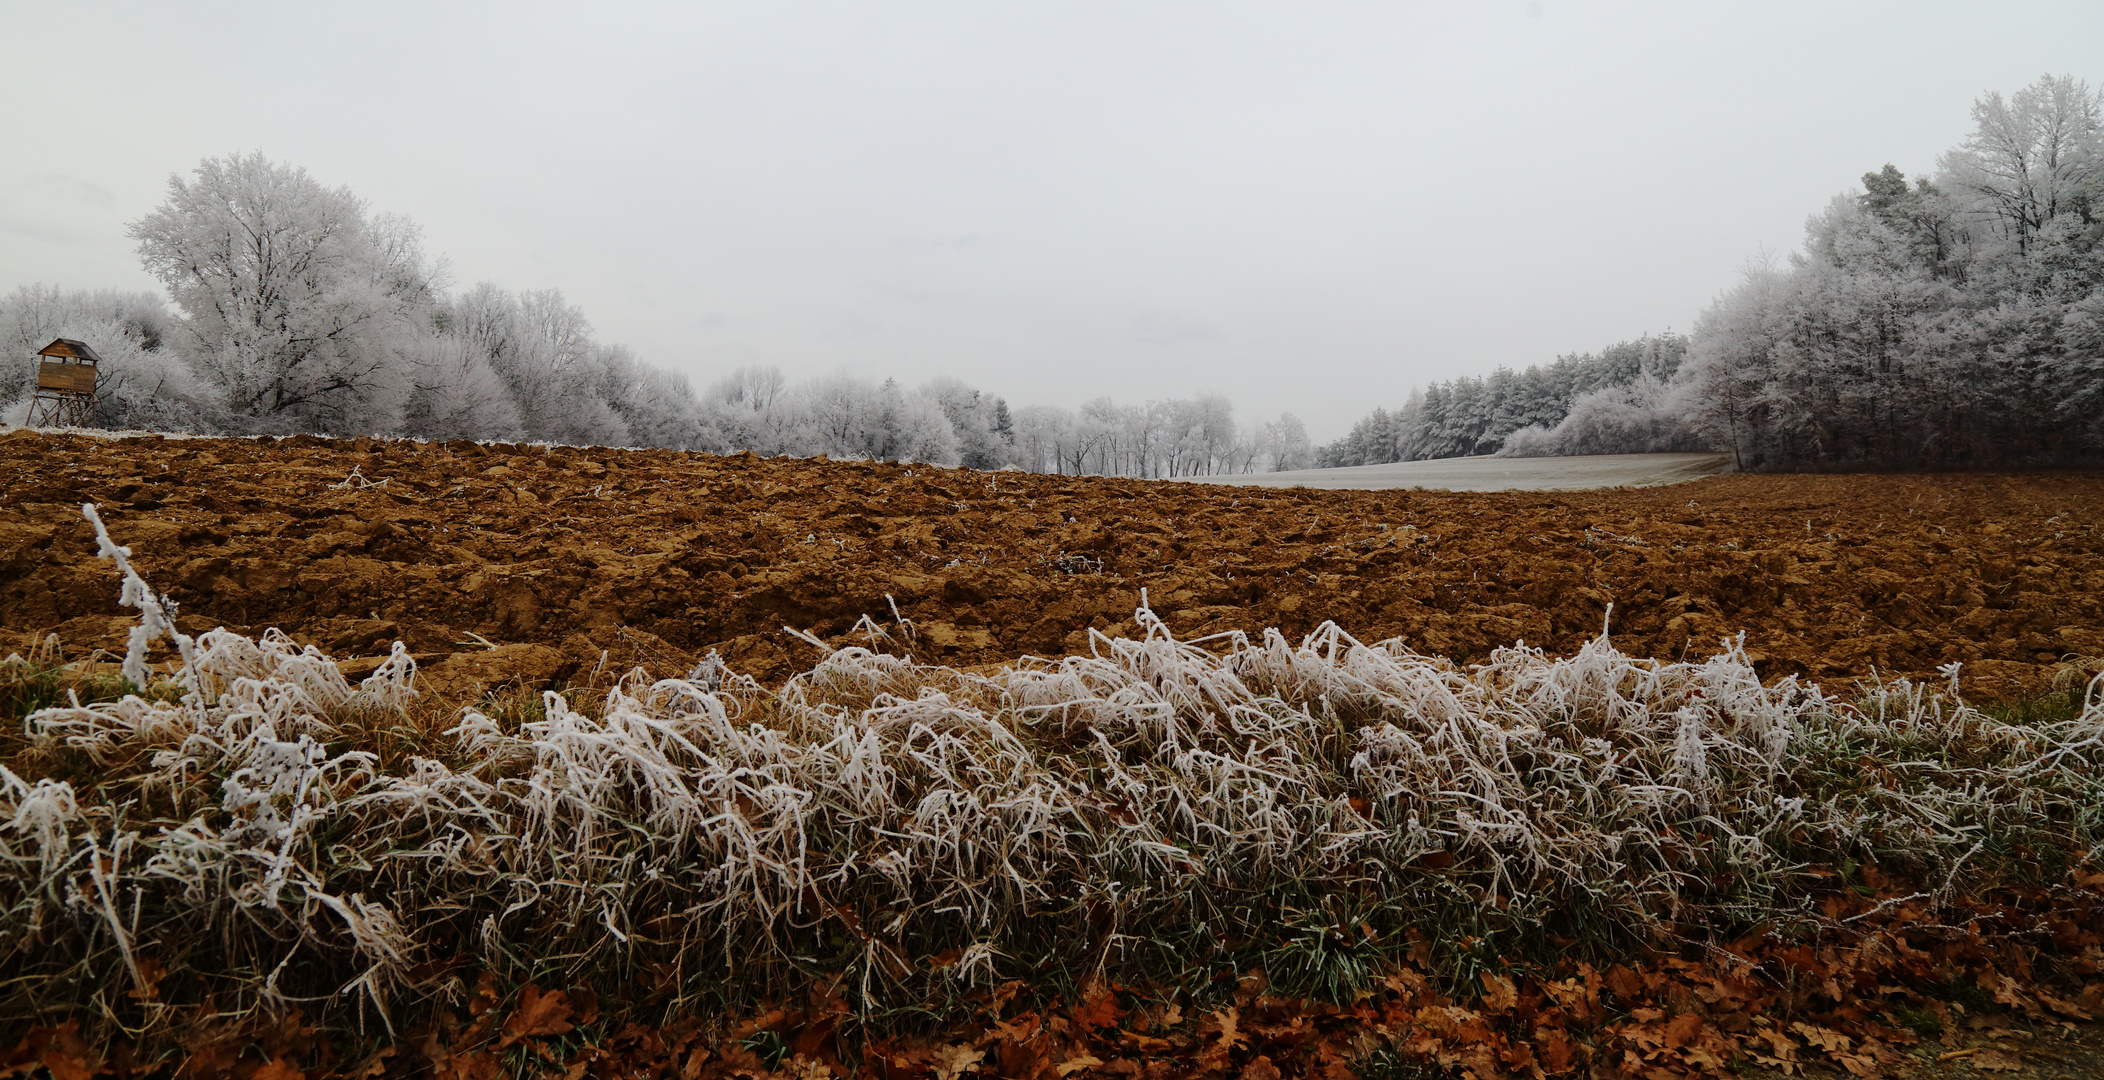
xmin=347 ymin=1046 xmax=398 ymax=1078
xmin=1790 ymin=1022 xmax=1852 ymax=1054
xmin=1835 ymin=1052 xmax=1882 ymax=1077
xmin=500 ymin=984 xmax=577 ymax=1047
xmin=1972 ymin=1047 xmax=2023 ymax=1072
xmin=1988 ymin=974 xmax=2034 ymax=1012
xmin=1479 ymin=973 xmax=1518 ymax=1012
xmin=1237 ymin=1056 xmax=1281 ymax=1080
xmin=1533 ymin=1026 xmax=1578 ymax=1074
xmin=1054 ymin=1054 xmax=1103 ymax=1077
xmin=468 ymin=970 xmax=502 ymax=1017
xmin=1205 ymin=1008 xmax=1246 ymax=1050
xmin=18 ymin=1023 xmax=96 ymax=1080
xmin=989 ymin=1014 xmax=1043 ymax=1045
xmin=1073 ymin=984 xmax=1125 ymax=1033
xmin=930 ymin=1042 xmax=985 ymax=1080
xmin=1751 ymin=1026 xmax=1800 ymax=1061
xmin=2036 ymin=989 xmax=2094 ymax=1020
xmin=251 ymin=1059 xmax=307 ymax=1080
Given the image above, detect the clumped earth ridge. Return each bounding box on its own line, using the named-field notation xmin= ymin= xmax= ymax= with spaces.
xmin=2 ymin=430 xmax=2096 ymax=703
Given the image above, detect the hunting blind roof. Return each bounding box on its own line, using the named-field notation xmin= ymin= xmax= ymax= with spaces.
xmin=36 ymin=338 xmax=103 ymax=362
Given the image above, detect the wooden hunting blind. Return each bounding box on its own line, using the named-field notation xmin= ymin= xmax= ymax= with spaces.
xmin=29 ymin=337 xmax=102 ymax=427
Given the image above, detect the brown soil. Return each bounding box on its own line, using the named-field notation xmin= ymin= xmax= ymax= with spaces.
xmin=2 ymin=429 xmax=2099 ymax=703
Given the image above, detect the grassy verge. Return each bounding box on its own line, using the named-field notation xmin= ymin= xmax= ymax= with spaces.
xmin=3 ymin=510 xmax=2101 ymax=1077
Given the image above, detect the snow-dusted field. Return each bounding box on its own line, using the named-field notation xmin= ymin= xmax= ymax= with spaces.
xmin=1187 ymin=451 xmax=1734 ymax=491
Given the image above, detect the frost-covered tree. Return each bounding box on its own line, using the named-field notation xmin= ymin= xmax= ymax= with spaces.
xmin=435 ymin=284 xmax=648 ymax=446
xmin=1501 ymin=375 xmax=1707 ymax=458
xmin=800 ymin=374 xmax=884 ymax=458
xmin=1319 ymin=334 xmax=1692 ymax=465
xmin=780 ymin=374 xmax=962 ymax=464
xmin=877 ymin=380 xmax=963 ymax=465
xmin=1939 ymin=74 xmax=2103 ymax=260
xmin=129 ymin=153 xmax=437 ymax=432
xmin=702 ymin=365 xmax=803 ymax=455
xmin=1078 ymin=397 xmax=1131 ymax=475
xmin=1666 ymin=74 xmax=2104 ymax=469
xmin=920 ymin=375 xmax=1011 ymax=468
xmin=399 ymin=334 xmax=523 ymax=442
xmin=1261 ymin=413 xmax=1314 ymax=471
xmin=1011 ymin=404 xmax=1078 ymax=473
xmin=1157 ymin=394 xmax=1237 ymax=477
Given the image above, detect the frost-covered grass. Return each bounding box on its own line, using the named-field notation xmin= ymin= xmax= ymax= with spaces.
xmin=4 ymin=506 xmax=2102 ymax=1047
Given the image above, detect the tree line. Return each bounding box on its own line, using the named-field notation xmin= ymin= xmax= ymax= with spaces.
xmin=1323 ymin=73 xmax=2104 ymax=471
xmin=1 ymin=152 xmax=1311 ymax=476
xmin=13 ymin=75 xmax=2098 ymax=475
xmin=1316 ymin=334 xmax=1698 ymax=466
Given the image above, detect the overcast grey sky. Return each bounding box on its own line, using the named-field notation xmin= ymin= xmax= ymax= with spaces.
xmin=4 ymin=2 xmax=2098 ymax=438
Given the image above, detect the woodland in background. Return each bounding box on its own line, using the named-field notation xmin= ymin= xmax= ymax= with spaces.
xmin=6 ymin=74 xmax=2100 ymax=475
xmin=1324 ymin=73 xmax=2104 ymax=471
xmin=0 ymin=155 xmax=1314 ymax=479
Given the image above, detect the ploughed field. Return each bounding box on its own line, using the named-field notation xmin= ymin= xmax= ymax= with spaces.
xmin=6 ymin=427 xmax=2104 ymax=1080
xmin=1 ymin=429 xmax=2098 ymax=703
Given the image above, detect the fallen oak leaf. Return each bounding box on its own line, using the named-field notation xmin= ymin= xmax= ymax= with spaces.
xmin=1604 ymin=965 xmax=1644 ymax=999
xmin=2035 ymin=989 xmax=2094 ymax=1020
xmin=1238 ymin=1056 xmax=1282 ymax=1080
xmin=1204 ymin=1008 xmax=1246 ymax=1050
xmin=989 ymin=1014 xmax=1043 ymax=1044
xmin=1834 ymin=1053 xmax=1882 ymax=1078
xmin=930 ymin=1043 xmax=985 ymax=1080
xmin=1750 ymin=1026 xmax=1800 ymax=1061
xmin=1116 ymin=1031 xmax=1172 ymax=1053
xmin=796 ymin=1016 xmax=842 ymax=1064
xmin=16 ymin=1022 xmax=97 ymax=1080
xmin=1971 ymin=1047 xmax=2023 ymax=1072
xmin=1073 ymin=984 xmax=1125 ymax=1032
xmin=1532 ymin=1026 xmax=1578 ymax=1074
xmin=468 ymin=970 xmax=502 ymax=1017
xmin=1055 ymin=1055 xmax=1103 ymax=1077
xmin=1479 ymin=972 xmax=1518 ymax=1012
xmin=1789 ymin=1022 xmax=1851 ymax=1054
xmin=251 ymin=1059 xmax=306 ymax=1080
xmin=1663 ymin=1013 xmax=1705 ymax=1048
xmin=499 ymin=985 xmax=576 ymax=1048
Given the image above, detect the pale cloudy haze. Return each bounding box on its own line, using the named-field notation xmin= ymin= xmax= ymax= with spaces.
xmin=3 ymin=0 xmax=2098 ymax=438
